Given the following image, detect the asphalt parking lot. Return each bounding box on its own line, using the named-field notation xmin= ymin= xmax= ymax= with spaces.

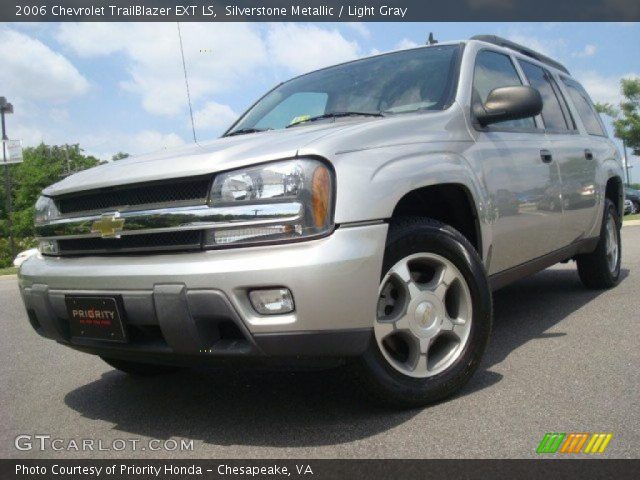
xmin=1 ymin=227 xmax=639 ymax=459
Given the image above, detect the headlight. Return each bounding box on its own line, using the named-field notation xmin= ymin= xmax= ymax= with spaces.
xmin=34 ymin=196 xmax=60 ymax=224
xmin=206 ymin=159 xmax=334 ymax=246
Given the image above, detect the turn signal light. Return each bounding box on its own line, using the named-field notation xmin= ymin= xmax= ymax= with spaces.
xmin=311 ymin=165 xmax=331 ymax=228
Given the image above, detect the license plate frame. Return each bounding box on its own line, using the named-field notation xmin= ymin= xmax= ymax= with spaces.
xmin=65 ymin=296 xmax=127 ymax=343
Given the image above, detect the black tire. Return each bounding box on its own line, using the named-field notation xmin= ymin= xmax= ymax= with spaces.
xmin=101 ymin=357 xmax=185 ymax=376
xmin=351 ymin=217 xmax=492 ymax=408
xmin=633 ymin=201 xmax=640 ymax=215
xmin=576 ymin=199 xmax=621 ymax=289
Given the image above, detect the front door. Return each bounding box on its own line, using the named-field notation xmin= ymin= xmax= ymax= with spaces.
xmin=469 ymin=49 xmax=563 ymax=275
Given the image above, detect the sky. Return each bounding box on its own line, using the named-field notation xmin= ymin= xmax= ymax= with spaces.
xmin=1 ymin=22 xmax=639 ymax=178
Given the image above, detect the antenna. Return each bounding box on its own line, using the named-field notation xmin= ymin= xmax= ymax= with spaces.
xmin=427 ymin=33 xmax=438 ymax=45
xmin=177 ymin=22 xmax=199 ymax=145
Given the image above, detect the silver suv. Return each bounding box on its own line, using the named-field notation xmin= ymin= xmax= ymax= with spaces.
xmin=20 ymin=35 xmax=624 ymax=407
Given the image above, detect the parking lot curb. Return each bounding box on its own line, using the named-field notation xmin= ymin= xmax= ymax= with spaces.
xmin=623 ymin=220 xmax=640 ymax=227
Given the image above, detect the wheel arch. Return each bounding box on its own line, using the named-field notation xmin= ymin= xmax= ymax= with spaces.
xmin=605 ymin=175 xmax=624 ymax=220
xmin=390 ymin=183 xmax=483 ymax=255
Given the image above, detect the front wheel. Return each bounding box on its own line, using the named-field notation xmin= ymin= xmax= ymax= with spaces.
xmin=352 ymin=217 xmax=492 ymax=408
xmin=576 ymin=199 xmax=621 ymax=289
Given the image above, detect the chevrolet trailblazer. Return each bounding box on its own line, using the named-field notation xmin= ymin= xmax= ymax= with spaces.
xmin=19 ymin=35 xmax=624 ymax=407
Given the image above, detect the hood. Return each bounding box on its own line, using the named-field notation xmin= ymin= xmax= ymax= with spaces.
xmin=43 ymin=122 xmax=353 ymax=196
xmin=43 ymin=108 xmax=467 ymax=196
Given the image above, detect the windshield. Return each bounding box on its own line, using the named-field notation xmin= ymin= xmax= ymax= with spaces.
xmin=226 ymin=44 xmax=461 ymax=135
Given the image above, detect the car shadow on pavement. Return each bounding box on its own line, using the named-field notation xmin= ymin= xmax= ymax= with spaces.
xmin=459 ymin=267 xmax=629 ymax=398
xmin=63 ymin=267 xmax=628 ymax=448
xmin=65 ymin=365 xmax=419 ymax=447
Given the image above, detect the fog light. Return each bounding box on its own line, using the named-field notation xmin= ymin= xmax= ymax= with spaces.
xmin=249 ymin=288 xmax=294 ymax=315
xmin=38 ymin=240 xmax=59 ymax=255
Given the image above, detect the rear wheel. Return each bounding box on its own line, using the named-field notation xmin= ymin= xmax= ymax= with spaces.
xmin=101 ymin=357 xmax=185 ymax=376
xmin=576 ymin=199 xmax=621 ymax=289
xmin=352 ymin=217 xmax=492 ymax=408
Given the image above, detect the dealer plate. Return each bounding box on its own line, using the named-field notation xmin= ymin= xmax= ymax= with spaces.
xmin=65 ymin=296 xmax=127 ymax=343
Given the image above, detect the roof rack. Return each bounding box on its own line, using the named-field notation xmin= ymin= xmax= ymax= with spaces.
xmin=470 ymin=35 xmax=570 ymax=75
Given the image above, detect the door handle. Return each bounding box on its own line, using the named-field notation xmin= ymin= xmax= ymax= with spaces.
xmin=584 ymin=149 xmax=594 ymax=160
xmin=540 ymin=149 xmax=553 ymax=163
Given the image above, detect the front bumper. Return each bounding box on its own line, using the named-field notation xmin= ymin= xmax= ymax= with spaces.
xmin=18 ymin=224 xmax=387 ymax=360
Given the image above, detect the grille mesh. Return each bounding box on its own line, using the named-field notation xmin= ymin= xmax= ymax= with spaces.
xmin=55 ymin=177 xmax=212 ymax=215
xmin=57 ymin=230 xmax=203 ymax=255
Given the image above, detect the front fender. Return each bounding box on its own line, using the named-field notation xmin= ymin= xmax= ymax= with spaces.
xmin=327 ymin=143 xmax=491 ymax=258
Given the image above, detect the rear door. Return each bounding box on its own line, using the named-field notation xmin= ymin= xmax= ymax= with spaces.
xmin=560 ymin=77 xmax=612 ymax=238
xmin=517 ymin=60 xmax=597 ymax=247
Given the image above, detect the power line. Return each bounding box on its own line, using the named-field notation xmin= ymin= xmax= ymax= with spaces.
xmin=177 ymin=22 xmax=199 ymax=145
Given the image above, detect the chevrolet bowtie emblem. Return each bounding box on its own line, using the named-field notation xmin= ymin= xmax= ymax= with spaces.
xmin=91 ymin=213 xmax=125 ymax=238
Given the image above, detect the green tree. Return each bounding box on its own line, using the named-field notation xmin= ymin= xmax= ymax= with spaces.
xmin=0 ymin=143 xmax=99 ymax=266
xmin=596 ymin=78 xmax=640 ymax=155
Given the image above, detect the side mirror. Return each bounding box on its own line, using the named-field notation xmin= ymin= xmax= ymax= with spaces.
xmin=473 ymin=86 xmax=542 ymax=127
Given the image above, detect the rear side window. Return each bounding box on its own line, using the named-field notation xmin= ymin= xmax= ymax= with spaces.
xmin=472 ymin=50 xmax=535 ymax=129
xmin=519 ymin=60 xmax=571 ymax=132
xmin=561 ymin=78 xmax=607 ymax=136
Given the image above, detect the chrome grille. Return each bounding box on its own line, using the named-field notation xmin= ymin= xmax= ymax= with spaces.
xmin=57 ymin=230 xmax=203 ymax=255
xmin=55 ymin=176 xmax=212 ymax=215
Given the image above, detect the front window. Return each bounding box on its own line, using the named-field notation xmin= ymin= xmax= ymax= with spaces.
xmin=472 ymin=50 xmax=536 ymax=130
xmin=227 ymin=44 xmax=461 ymax=134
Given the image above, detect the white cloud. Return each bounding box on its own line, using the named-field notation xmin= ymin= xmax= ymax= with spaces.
xmin=266 ymin=24 xmax=361 ymax=74
xmin=395 ymin=38 xmax=420 ymax=50
xmin=344 ymin=23 xmax=371 ymax=39
xmin=573 ymin=44 xmax=597 ymax=58
xmin=577 ymin=71 xmax=639 ymax=106
xmin=505 ymin=32 xmax=563 ymax=57
xmin=10 ymin=123 xmax=47 ymax=148
xmin=49 ymin=108 xmax=70 ymax=124
xmin=193 ymin=102 xmax=238 ymax=131
xmin=121 ymin=130 xmax=185 ymax=154
xmin=9 ymin=109 xmax=186 ymax=160
xmin=0 ymin=27 xmax=89 ymax=102
xmin=55 ymin=23 xmax=365 ymax=117
xmin=56 ymin=23 xmax=267 ymax=117
xmin=75 ymin=130 xmax=186 ymax=160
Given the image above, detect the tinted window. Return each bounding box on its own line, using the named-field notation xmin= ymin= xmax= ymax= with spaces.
xmin=229 ymin=45 xmax=460 ymax=133
xmin=562 ymin=78 xmax=606 ymax=136
xmin=472 ymin=50 xmax=535 ymax=129
xmin=255 ymin=92 xmax=328 ymax=129
xmin=519 ymin=60 xmax=569 ymax=131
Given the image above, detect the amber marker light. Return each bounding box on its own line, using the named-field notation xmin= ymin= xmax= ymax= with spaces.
xmin=311 ymin=165 xmax=331 ymax=228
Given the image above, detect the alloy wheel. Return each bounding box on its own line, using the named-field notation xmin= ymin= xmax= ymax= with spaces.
xmin=605 ymin=214 xmax=619 ymax=274
xmin=374 ymin=253 xmax=473 ymax=378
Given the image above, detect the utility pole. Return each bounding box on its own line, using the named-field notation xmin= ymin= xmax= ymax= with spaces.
xmin=622 ymin=138 xmax=633 ymax=186
xmin=1 ymin=96 xmax=16 ymax=259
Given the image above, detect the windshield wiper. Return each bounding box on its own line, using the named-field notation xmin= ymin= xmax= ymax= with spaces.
xmin=286 ymin=111 xmax=384 ymax=128
xmin=225 ymin=128 xmax=271 ymax=137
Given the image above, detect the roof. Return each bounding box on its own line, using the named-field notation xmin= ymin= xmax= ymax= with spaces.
xmin=470 ymin=35 xmax=570 ymax=74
